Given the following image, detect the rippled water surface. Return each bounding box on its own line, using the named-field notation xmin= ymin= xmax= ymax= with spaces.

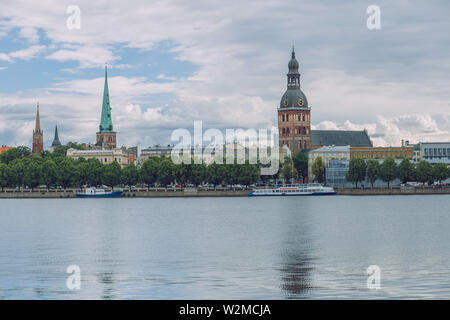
xmin=1 ymin=195 xmax=450 ymax=299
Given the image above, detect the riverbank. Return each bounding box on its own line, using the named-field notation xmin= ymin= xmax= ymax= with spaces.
xmin=1 ymin=186 xmax=450 ymax=198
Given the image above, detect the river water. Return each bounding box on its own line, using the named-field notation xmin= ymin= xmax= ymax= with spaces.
xmin=1 ymin=195 xmax=449 ymax=299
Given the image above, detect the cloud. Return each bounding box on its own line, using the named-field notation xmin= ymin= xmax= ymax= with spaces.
xmin=9 ymin=45 xmax=46 ymax=60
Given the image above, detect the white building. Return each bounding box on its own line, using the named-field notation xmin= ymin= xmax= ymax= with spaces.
xmin=67 ymin=148 xmax=133 ymax=168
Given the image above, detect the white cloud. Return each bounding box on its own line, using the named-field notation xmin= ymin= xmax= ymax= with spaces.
xmin=9 ymin=45 xmax=46 ymax=60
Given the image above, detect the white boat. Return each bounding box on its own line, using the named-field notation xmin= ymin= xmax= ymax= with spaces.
xmin=248 ymin=184 xmax=336 ymax=196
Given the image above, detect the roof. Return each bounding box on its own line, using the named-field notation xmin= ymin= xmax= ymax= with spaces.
xmin=311 ymin=130 xmax=373 ymax=147
xmin=0 ymin=146 xmax=13 ymax=154
xmin=310 ymin=145 xmax=350 ymax=153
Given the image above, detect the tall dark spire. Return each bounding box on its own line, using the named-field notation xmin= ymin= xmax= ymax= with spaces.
xmin=51 ymin=124 xmax=61 ymax=147
xmin=287 ymin=47 xmax=300 ymax=89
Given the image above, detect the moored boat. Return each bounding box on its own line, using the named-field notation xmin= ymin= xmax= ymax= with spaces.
xmin=248 ymin=183 xmax=336 ymax=196
xmin=74 ymin=187 xmax=123 ymax=198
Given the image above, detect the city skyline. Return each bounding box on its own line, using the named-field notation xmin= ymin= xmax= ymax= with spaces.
xmin=0 ymin=1 xmax=449 ymax=150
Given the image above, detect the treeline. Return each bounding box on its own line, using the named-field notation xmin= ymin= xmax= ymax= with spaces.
xmin=0 ymin=146 xmax=261 ymax=191
xmin=345 ymin=158 xmax=449 ymax=187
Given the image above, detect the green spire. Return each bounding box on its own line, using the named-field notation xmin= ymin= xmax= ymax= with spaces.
xmin=99 ymin=66 xmax=114 ymax=133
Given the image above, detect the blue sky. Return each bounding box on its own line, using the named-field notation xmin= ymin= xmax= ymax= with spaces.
xmin=0 ymin=0 xmax=449 ymax=150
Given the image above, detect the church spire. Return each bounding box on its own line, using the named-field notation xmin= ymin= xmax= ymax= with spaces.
xmin=51 ymin=124 xmax=61 ymax=147
xmin=34 ymin=103 xmax=41 ymax=133
xmin=99 ymin=65 xmax=113 ymax=133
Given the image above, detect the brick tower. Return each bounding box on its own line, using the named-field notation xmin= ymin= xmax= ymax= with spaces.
xmin=32 ymin=103 xmax=44 ymax=154
xmin=277 ymin=47 xmax=311 ymax=156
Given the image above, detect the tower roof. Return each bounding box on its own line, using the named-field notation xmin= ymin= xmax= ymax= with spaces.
xmin=34 ymin=103 xmax=41 ymax=133
xmin=98 ymin=66 xmax=114 ymax=133
xmin=280 ymin=47 xmax=308 ymax=109
xmin=51 ymin=125 xmax=61 ymax=147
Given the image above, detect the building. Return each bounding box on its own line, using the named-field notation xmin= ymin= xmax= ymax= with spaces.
xmin=401 ymin=140 xmax=421 ymax=163
xmin=325 ymin=158 xmax=403 ymax=187
xmin=141 ymin=145 xmax=173 ymax=164
xmin=50 ymin=125 xmax=62 ymax=152
xmin=32 ymin=103 xmax=44 ymax=154
xmin=350 ymin=146 xmax=413 ymax=160
xmin=419 ymin=142 xmax=450 ymax=165
xmin=67 ymin=148 xmax=133 ymax=168
xmin=276 ymin=48 xmax=372 ymax=157
xmin=277 ymin=47 xmax=311 ymax=155
xmin=96 ymin=66 xmax=117 ymax=149
xmin=311 ymin=130 xmax=372 ymax=148
xmin=308 ymin=145 xmax=350 ymax=180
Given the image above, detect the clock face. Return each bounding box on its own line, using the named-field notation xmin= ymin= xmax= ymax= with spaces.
xmin=283 ymin=99 xmax=288 ymax=107
xmin=297 ymin=98 xmax=303 ymax=107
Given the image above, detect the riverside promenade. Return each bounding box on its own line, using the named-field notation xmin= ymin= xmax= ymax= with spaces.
xmin=1 ymin=186 xmax=450 ymax=198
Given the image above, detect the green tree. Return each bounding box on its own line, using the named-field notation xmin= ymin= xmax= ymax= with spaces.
xmin=237 ymin=162 xmax=260 ymax=186
xmin=23 ymin=157 xmax=42 ymax=191
xmin=157 ymin=158 xmax=176 ymax=186
xmin=190 ymin=163 xmax=207 ymax=186
xmin=311 ymin=157 xmax=325 ymax=183
xmin=141 ymin=158 xmax=159 ymax=188
xmin=122 ymin=164 xmax=139 ymax=190
xmin=397 ymin=158 xmax=415 ymax=184
xmin=416 ymin=161 xmax=433 ymax=185
xmin=41 ymin=159 xmax=58 ymax=190
xmin=0 ymin=163 xmax=10 ymax=191
xmin=86 ymin=159 xmax=104 ymax=186
xmin=205 ymin=163 xmax=226 ymax=186
xmin=57 ymin=158 xmax=76 ymax=189
xmin=281 ymin=159 xmax=298 ymax=183
xmin=431 ymin=163 xmax=448 ymax=184
xmin=0 ymin=146 xmax=31 ymax=164
xmin=346 ymin=158 xmax=367 ymax=188
xmin=103 ymin=162 xmax=122 ymax=190
xmin=10 ymin=159 xmax=25 ymax=188
xmin=379 ymin=158 xmax=397 ymax=188
xmin=366 ymin=160 xmax=380 ymax=188
xmin=293 ymin=152 xmax=308 ymax=181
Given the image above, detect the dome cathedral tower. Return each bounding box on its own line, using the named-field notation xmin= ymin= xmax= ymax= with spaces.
xmin=278 ymin=47 xmax=311 ymax=156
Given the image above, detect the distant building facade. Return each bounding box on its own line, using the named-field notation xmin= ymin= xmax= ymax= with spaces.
xmin=96 ymin=66 xmax=117 ymax=149
xmin=420 ymin=142 xmax=450 ymax=165
xmin=308 ymin=145 xmax=350 ymax=180
xmin=32 ymin=103 xmax=44 ymax=154
xmin=67 ymin=148 xmax=133 ymax=168
xmin=350 ymin=146 xmax=413 ymax=160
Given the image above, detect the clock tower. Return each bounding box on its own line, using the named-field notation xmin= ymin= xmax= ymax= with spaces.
xmin=278 ymin=47 xmax=311 ymax=156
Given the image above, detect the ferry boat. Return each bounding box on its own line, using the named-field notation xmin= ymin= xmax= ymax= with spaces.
xmin=248 ymin=184 xmax=336 ymax=196
xmin=74 ymin=187 xmax=123 ymax=198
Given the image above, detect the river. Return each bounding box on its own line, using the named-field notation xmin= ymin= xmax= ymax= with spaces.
xmin=1 ymin=195 xmax=449 ymax=299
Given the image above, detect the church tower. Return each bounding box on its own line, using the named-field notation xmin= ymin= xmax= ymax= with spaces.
xmin=96 ymin=66 xmax=116 ymax=149
xmin=32 ymin=103 xmax=44 ymax=154
xmin=51 ymin=125 xmax=62 ymax=148
xmin=278 ymin=47 xmax=311 ymax=156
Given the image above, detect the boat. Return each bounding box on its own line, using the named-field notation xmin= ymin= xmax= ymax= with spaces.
xmin=248 ymin=183 xmax=336 ymax=196
xmin=74 ymin=187 xmax=123 ymax=198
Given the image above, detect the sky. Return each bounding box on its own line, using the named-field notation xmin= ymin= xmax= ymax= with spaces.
xmin=0 ymin=0 xmax=449 ymax=150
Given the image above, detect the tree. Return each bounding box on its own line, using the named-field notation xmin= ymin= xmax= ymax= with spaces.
xmin=346 ymin=158 xmax=367 ymax=188
xmin=157 ymin=158 xmax=176 ymax=186
xmin=293 ymin=152 xmax=308 ymax=181
xmin=236 ymin=162 xmax=260 ymax=186
xmin=0 ymin=163 xmax=10 ymax=191
xmin=416 ymin=161 xmax=433 ymax=185
xmin=0 ymin=146 xmax=31 ymax=164
xmin=122 ymin=164 xmax=139 ymax=190
xmin=141 ymin=158 xmax=159 ymax=188
xmin=431 ymin=163 xmax=448 ymax=184
xmin=57 ymin=158 xmax=76 ymax=189
xmin=281 ymin=158 xmax=298 ymax=183
xmin=86 ymin=159 xmax=104 ymax=186
xmin=190 ymin=163 xmax=206 ymax=186
xmin=22 ymin=157 xmax=42 ymax=191
xmin=311 ymin=157 xmax=325 ymax=183
xmin=379 ymin=158 xmax=397 ymax=188
xmin=10 ymin=159 xmax=25 ymax=188
xmin=366 ymin=160 xmax=380 ymax=188
xmin=397 ymin=158 xmax=415 ymax=184
xmin=103 ymin=162 xmax=122 ymax=190
xmin=41 ymin=159 xmax=58 ymax=190
xmin=205 ymin=163 xmax=225 ymax=186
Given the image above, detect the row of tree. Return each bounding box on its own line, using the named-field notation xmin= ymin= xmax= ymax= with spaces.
xmin=0 ymin=147 xmax=261 ymax=191
xmin=345 ymin=158 xmax=449 ymax=187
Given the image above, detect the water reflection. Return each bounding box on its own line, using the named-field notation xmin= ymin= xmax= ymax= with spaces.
xmin=280 ymin=251 xmax=314 ymax=298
